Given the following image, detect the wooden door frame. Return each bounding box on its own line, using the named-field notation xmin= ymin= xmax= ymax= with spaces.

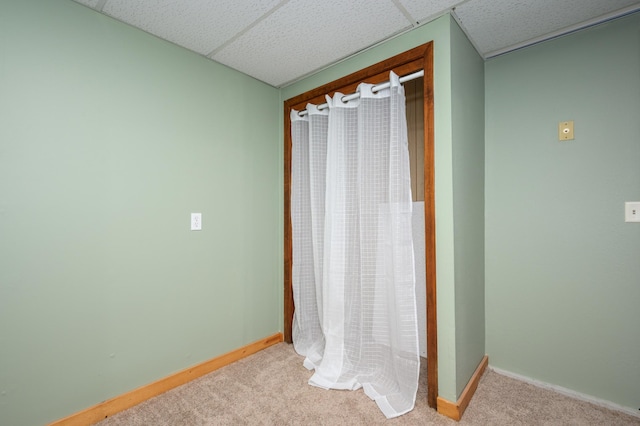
xmin=283 ymin=42 xmax=437 ymax=409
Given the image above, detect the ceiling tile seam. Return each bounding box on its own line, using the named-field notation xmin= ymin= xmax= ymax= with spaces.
xmin=450 ymin=0 xmax=475 ymax=9
xmin=410 ymin=0 xmax=469 ymax=26
xmin=206 ymin=0 xmax=291 ymax=58
xmin=391 ymin=0 xmax=419 ymax=27
xmin=433 ymin=0 xmax=479 ymax=53
xmin=484 ymin=4 xmax=640 ymax=59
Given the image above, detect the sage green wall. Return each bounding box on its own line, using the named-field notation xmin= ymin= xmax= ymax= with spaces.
xmin=449 ymin=19 xmax=485 ymax=396
xmin=485 ymin=13 xmax=640 ymax=411
xmin=282 ymin=14 xmax=486 ymax=402
xmin=0 ymin=1 xmax=281 ymax=425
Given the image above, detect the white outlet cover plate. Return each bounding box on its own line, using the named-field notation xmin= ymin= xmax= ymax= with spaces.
xmin=191 ymin=213 xmax=202 ymax=230
xmin=624 ymin=202 xmax=640 ymax=223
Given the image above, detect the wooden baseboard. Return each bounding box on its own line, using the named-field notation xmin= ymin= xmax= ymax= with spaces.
xmin=49 ymin=333 xmax=284 ymax=426
xmin=437 ymin=355 xmax=488 ymax=421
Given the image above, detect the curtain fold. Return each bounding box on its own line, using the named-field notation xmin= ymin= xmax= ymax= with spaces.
xmin=291 ymin=72 xmax=419 ymax=419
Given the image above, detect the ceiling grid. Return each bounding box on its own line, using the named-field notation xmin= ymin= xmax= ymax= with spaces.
xmin=72 ymin=0 xmax=640 ymax=87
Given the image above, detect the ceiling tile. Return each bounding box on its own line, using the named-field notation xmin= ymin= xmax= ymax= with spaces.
xmin=398 ymin=0 xmax=462 ymax=24
xmin=101 ymin=0 xmax=282 ymax=55
xmin=212 ymin=0 xmax=412 ymax=87
xmin=455 ymin=0 xmax=640 ymax=56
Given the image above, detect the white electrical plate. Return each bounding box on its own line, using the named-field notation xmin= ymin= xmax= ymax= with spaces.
xmin=191 ymin=213 xmax=202 ymax=230
xmin=625 ymin=202 xmax=640 ymax=223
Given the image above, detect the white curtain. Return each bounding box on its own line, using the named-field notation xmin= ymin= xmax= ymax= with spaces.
xmin=290 ymin=72 xmax=419 ymax=419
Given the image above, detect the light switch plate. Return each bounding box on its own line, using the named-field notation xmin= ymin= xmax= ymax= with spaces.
xmin=625 ymin=202 xmax=640 ymax=223
xmin=559 ymin=121 xmax=574 ymax=141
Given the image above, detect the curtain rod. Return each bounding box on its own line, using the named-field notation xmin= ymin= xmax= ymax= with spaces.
xmin=297 ymin=69 xmax=424 ymax=117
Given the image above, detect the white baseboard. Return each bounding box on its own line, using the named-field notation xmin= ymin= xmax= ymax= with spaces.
xmin=488 ymin=366 xmax=640 ymax=419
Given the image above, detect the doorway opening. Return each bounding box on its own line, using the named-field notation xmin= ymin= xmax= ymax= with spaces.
xmin=283 ymin=42 xmax=437 ymax=408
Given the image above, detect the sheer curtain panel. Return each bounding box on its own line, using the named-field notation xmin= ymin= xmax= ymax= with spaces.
xmin=290 ymin=72 xmax=419 ymax=419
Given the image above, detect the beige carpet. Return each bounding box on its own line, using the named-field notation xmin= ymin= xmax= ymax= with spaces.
xmin=97 ymin=343 xmax=639 ymax=425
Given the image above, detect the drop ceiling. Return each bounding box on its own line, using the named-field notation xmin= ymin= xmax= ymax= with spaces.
xmin=72 ymin=0 xmax=640 ymax=88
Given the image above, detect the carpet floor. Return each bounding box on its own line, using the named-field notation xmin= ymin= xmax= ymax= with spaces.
xmin=97 ymin=343 xmax=639 ymax=425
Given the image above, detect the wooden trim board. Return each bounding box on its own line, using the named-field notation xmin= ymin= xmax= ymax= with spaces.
xmin=437 ymin=355 xmax=488 ymax=421
xmin=49 ymin=333 xmax=284 ymax=426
